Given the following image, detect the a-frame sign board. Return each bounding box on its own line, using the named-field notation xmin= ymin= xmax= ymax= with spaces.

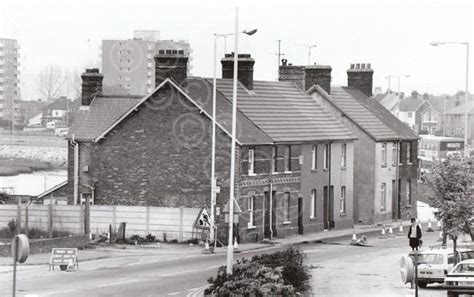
xmin=194 ymin=207 xmax=211 ymax=229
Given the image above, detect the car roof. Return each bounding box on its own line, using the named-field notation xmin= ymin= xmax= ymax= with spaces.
xmin=420 ymin=248 xmax=474 ymax=255
xmin=456 ymin=259 xmax=474 ymax=265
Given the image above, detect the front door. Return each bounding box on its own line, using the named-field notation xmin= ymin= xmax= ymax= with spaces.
xmin=397 ymin=179 xmax=402 ymax=219
xmin=323 ymin=186 xmax=329 ymax=230
xmin=392 ymin=180 xmax=397 ymax=220
xmin=264 ymin=191 xmax=271 ymax=238
xmin=329 ymin=186 xmax=334 ymax=229
xmin=298 ymin=197 xmax=304 ymax=235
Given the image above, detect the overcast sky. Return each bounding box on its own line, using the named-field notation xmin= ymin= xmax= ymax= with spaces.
xmin=1 ymin=0 xmax=473 ymax=100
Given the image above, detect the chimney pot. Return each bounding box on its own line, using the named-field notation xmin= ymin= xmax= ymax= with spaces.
xmin=350 ymin=64 xmax=355 ymax=69
xmin=367 ymin=63 xmax=371 ymax=69
xmin=282 ymin=59 xmax=288 ymax=66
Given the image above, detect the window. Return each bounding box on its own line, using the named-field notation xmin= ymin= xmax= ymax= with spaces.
xmin=381 ymin=183 xmax=386 ymax=211
xmin=311 ymin=145 xmax=317 ymax=170
xmin=272 ymin=146 xmax=278 ymax=173
xmin=392 ymin=143 xmax=397 ymax=165
xmin=341 ymin=144 xmax=347 ymax=168
xmin=247 ymin=195 xmax=255 ymax=227
xmin=284 ymin=146 xmax=291 ymax=172
xmin=323 ymin=144 xmax=329 ymax=170
xmin=340 ymin=186 xmax=346 ymax=214
xmin=407 ymin=142 xmax=412 ymax=163
xmin=406 ymin=179 xmax=412 ymax=205
xmin=408 ymin=112 xmax=413 ymax=118
xmin=283 ymin=192 xmax=291 ymax=222
xmin=310 ymin=189 xmax=317 ymax=218
xmin=399 ymin=143 xmax=403 ymax=164
xmin=248 ymin=148 xmax=255 ymax=175
xmin=381 ymin=143 xmax=387 ymax=166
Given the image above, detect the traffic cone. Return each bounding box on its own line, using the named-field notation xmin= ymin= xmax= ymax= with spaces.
xmin=437 ymin=231 xmax=443 ymax=242
xmin=201 ymin=238 xmax=212 ymax=254
xmin=233 ymin=237 xmax=240 ymax=253
xmin=437 ymin=220 xmax=442 ymax=231
xmin=388 ymin=226 xmax=394 ymax=237
xmin=398 ymin=223 xmax=404 ymax=235
xmin=380 ymin=227 xmax=386 ymax=239
xmin=352 ymin=229 xmax=357 ymax=242
xmin=427 ymin=219 xmax=434 ymax=232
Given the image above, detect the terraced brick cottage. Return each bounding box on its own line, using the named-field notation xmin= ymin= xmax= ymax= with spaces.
xmin=64 ymin=52 xmax=357 ymax=243
xmin=294 ymin=63 xmax=419 ymax=224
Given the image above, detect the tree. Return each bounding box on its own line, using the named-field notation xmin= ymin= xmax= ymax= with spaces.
xmin=37 ymin=65 xmax=66 ymax=103
xmin=427 ymin=153 xmax=473 ymax=264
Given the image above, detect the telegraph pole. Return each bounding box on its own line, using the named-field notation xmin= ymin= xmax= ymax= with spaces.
xmin=274 ymin=40 xmax=285 ymax=80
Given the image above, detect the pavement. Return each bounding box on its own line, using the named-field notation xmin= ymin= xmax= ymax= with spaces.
xmin=0 ymin=219 xmax=414 ymax=270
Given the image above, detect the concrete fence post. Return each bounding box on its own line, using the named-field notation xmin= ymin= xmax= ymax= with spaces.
xmin=84 ymin=196 xmax=90 ymax=235
xmin=16 ymin=198 xmax=21 ymax=234
xmin=112 ymin=205 xmax=117 ymax=232
xmin=179 ymin=207 xmax=184 ymax=242
xmin=25 ymin=205 xmax=29 ymax=237
xmin=48 ymin=200 xmax=54 ymax=238
xmin=146 ymin=206 xmax=150 ymax=235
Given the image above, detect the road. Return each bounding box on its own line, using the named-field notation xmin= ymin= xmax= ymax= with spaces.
xmin=0 ymin=229 xmax=450 ymax=297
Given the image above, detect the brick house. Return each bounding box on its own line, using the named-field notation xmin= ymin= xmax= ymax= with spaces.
xmin=62 ymin=51 xmax=357 ymax=243
xmin=280 ymin=62 xmax=419 ymax=224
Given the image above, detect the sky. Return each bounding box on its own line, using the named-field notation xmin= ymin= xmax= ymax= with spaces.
xmin=1 ymin=0 xmax=473 ymax=100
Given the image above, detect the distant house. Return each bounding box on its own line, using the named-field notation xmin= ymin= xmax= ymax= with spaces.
xmin=444 ymin=101 xmax=474 ymax=149
xmin=60 ymin=52 xmax=358 ymax=243
xmin=374 ymin=92 xmax=401 ymax=116
xmin=42 ymin=97 xmax=79 ymax=128
xmin=301 ymin=63 xmax=419 ymax=224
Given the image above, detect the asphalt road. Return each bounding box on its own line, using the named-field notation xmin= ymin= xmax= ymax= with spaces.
xmin=0 ymin=230 xmax=451 ymax=297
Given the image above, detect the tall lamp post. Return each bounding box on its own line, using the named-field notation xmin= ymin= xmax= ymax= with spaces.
xmin=385 ymin=74 xmax=410 ymax=93
xmin=210 ymin=12 xmax=257 ymax=262
xmin=431 ymin=41 xmax=470 ymax=156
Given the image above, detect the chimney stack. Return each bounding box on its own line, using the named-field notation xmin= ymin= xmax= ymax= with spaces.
xmin=81 ymin=68 xmax=103 ymax=106
xmin=347 ymin=63 xmax=374 ymax=97
xmin=411 ymin=90 xmax=419 ymax=100
xmin=155 ymin=49 xmax=188 ymax=87
xmin=221 ymin=53 xmax=255 ymax=90
xmin=279 ymin=60 xmax=305 ymax=90
xmin=304 ymin=65 xmax=332 ymax=94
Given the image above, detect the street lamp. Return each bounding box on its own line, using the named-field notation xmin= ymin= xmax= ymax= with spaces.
xmin=430 ymin=41 xmax=470 ymax=156
xmin=385 ymin=74 xmax=410 ymax=93
xmin=295 ymin=44 xmax=317 ymax=65
xmin=210 ymin=11 xmax=257 ymax=266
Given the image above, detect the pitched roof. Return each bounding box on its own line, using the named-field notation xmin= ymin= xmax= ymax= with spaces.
xmin=211 ymin=79 xmax=356 ymax=143
xmin=321 ymin=86 xmax=418 ymax=141
xmin=399 ymin=99 xmax=424 ymax=112
xmin=446 ymin=101 xmax=474 ymax=115
xmin=376 ymin=92 xmax=400 ymax=112
xmin=67 ymin=95 xmax=141 ymax=141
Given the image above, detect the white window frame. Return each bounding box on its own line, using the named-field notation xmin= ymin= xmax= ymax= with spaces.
xmin=340 ymin=186 xmax=346 ymax=214
xmin=310 ymin=189 xmax=317 ymax=218
xmin=392 ymin=143 xmax=397 ymax=166
xmin=341 ymin=144 xmax=347 ymax=168
xmin=407 ymin=142 xmax=412 ymax=164
xmin=248 ymin=148 xmax=255 ymax=175
xmin=381 ymin=183 xmax=386 ymax=211
xmin=406 ymin=180 xmax=412 ymax=205
xmin=284 ymin=145 xmax=291 ymax=173
xmin=381 ymin=143 xmax=387 ymax=166
xmin=323 ymin=144 xmax=329 ymax=170
xmin=311 ymin=145 xmax=317 ymax=170
xmin=247 ymin=195 xmax=255 ymax=228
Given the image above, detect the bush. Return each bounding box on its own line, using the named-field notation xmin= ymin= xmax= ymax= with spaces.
xmin=129 ymin=234 xmax=147 ymax=244
xmin=205 ymin=247 xmax=310 ymax=296
xmin=146 ymin=233 xmax=156 ymax=242
xmin=8 ymin=219 xmax=16 ymax=233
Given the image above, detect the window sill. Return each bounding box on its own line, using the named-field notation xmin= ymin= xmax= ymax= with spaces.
xmin=311 ymin=169 xmax=318 ymax=172
xmin=283 ymin=221 xmax=291 ymax=225
xmin=248 ymin=173 xmax=257 ymax=177
xmin=406 ymin=205 xmax=412 ymax=208
xmin=380 ymin=207 xmax=387 ymax=212
xmin=247 ymin=225 xmax=256 ymax=230
xmin=381 ymin=164 xmax=387 ymax=168
xmin=341 ymin=166 xmax=347 ymax=170
xmin=340 ymin=212 xmax=346 ymax=217
xmin=284 ymin=171 xmax=292 ymax=174
xmin=323 ymin=168 xmax=329 ymax=171
xmin=407 ymin=162 xmax=413 ymax=165
xmin=309 ymin=216 xmax=317 ymax=221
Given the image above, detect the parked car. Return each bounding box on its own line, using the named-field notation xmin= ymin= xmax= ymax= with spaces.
xmin=408 ymin=248 xmax=474 ymax=288
xmin=445 ymin=259 xmax=474 ymax=297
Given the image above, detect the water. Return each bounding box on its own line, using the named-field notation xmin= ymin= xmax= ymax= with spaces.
xmin=0 ymin=170 xmax=67 ymax=196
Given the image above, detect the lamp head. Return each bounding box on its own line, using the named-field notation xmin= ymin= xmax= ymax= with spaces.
xmin=430 ymin=41 xmax=444 ymax=46
xmin=243 ymin=29 xmax=258 ymax=36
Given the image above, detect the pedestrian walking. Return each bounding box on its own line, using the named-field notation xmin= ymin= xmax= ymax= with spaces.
xmin=408 ymin=218 xmax=422 ymax=251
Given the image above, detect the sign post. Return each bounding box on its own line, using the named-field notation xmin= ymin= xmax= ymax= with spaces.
xmin=11 ymin=234 xmax=29 ymax=297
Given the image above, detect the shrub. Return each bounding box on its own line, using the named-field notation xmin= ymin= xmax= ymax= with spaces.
xmin=7 ymin=219 xmax=16 ymax=233
xmin=186 ymin=238 xmax=199 ymax=245
xmin=146 ymin=233 xmax=156 ymax=242
xmin=129 ymin=234 xmax=147 ymax=244
xmin=205 ymin=247 xmax=309 ymax=296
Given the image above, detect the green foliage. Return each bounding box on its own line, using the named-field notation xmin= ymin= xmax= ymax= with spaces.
xmin=427 ymin=153 xmax=473 ymax=258
xmin=145 ymin=233 xmax=156 ymax=242
xmin=205 ymin=247 xmax=310 ymax=296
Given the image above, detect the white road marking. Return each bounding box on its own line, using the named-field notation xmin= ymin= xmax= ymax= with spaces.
xmin=186 ymin=285 xmax=208 ymax=297
xmin=206 ymin=264 xmax=221 ymax=269
xmin=159 ymin=269 xmax=198 ymax=277
xmin=97 ymin=279 xmax=139 ymax=288
xmin=168 ymin=292 xmax=181 ymax=296
xmin=303 ymin=248 xmax=321 ymax=253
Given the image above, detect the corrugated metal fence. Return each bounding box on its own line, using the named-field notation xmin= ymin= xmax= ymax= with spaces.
xmin=0 ymin=204 xmax=201 ymax=241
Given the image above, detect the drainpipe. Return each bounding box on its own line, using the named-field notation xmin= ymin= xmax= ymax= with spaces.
xmin=71 ymin=134 xmax=79 ymax=205
xmin=328 ymin=141 xmax=333 ymax=229
xmin=269 ymin=180 xmax=273 ymax=240
xmin=396 ymin=141 xmax=401 ymax=220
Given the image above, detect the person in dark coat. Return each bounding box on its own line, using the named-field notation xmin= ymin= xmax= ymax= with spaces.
xmin=408 ymin=218 xmax=422 ymax=250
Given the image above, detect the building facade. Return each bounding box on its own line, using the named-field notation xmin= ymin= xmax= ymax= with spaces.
xmin=0 ymin=38 xmax=21 ymax=124
xmin=101 ymin=30 xmax=192 ymax=96
xmin=64 ymin=52 xmax=357 ymax=243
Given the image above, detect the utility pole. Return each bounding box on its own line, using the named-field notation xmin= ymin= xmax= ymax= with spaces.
xmin=274 ymin=40 xmax=285 ymax=80
xmin=294 ymin=43 xmax=317 ymax=65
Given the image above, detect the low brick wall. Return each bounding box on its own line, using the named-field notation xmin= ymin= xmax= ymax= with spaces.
xmin=0 ymin=235 xmax=90 ymax=257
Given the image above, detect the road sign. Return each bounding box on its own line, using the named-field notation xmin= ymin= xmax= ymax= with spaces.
xmin=49 ymin=248 xmax=79 ymax=271
xmin=194 ymin=207 xmax=211 ymax=229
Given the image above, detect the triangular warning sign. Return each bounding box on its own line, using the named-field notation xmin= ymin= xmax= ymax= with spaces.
xmin=194 ymin=207 xmax=211 ymax=229
xmin=224 ymin=198 xmax=242 ymax=214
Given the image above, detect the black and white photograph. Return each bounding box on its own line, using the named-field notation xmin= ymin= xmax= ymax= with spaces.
xmin=0 ymin=0 xmax=473 ymax=296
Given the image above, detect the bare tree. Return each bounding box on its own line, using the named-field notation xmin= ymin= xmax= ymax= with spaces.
xmin=37 ymin=65 xmax=66 ymax=103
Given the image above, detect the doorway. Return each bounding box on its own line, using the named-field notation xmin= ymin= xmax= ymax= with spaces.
xmin=298 ymin=197 xmax=304 ymax=235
